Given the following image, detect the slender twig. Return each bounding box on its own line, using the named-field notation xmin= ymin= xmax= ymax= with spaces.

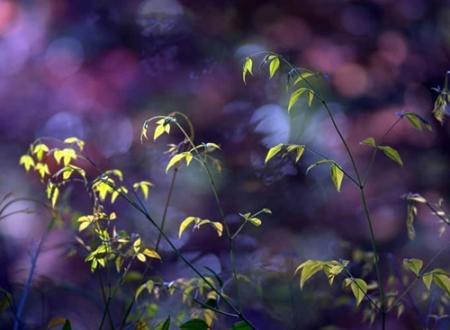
xmin=83 ymin=157 xmax=256 ymax=329
xmin=387 ymin=245 xmax=450 ymax=313
xmin=362 ymin=117 xmax=403 ymax=187
xmin=265 ymin=52 xmax=387 ymax=329
xmin=155 ymin=168 xmax=178 ymax=251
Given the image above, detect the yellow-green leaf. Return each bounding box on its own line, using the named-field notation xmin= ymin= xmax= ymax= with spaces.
xmin=330 ymin=164 xmax=344 ymax=192
xmin=35 ymin=163 xmax=50 ymax=179
xmin=433 ymin=273 xmax=450 ymax=296
xmin=307 ymin=90 xmax=314 ymax=107
xmin=133 ymin=181 xmax=153 ymax=199
xmin=19 ymin=155 xmax=35 ymax=172
xmin=403 ymin=258 xmax=423 ymax=277
xmin=143 ymin=248 xmax=161 ymax=260
xmin=288 ymin=88 xmax=307 ymax=112
xmin=268 ymin=55 xmax=280 ymax=79
xmin=137 ymin=253 xmax=146 ymax=262
xmin=432 ymin=93 xmax=447 ymax=125
xmin=348 ymin=278 xmax=368 ymax=306
xmin=64 ymin=137 xmax=85 ymax=150
xmin=248 ymin=217 xmax=262 ymax=226
xmin=242 ymin=57 xmax=253 ymax=84
xmin=423 ymin=272 xmax=433 ymax=290
xmin=32 ymin=143 xmax=49 ymax=160
xmin=166 ymin=153 xmax=188 ymax=173
xmin=378 ymin=146 xmax=403 ymax=166
xmin=211 ymin=221 xmax=223 ymax=237
xmin=295 ymin=260 xmax=324 ymax=289
xmin=265 ymin=144 xmax=283 ymax=164
xmin=361 ymin=137 xmax=376 ymax=147
xmin=179 ymin=216 xmax=197 ymax=238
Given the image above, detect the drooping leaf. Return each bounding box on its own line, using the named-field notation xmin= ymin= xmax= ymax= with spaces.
xmin=403 ymin=258 xmax=423 ymax=277
xmin=135 ymin=280 xmax=154 ymax=300
xmin=288 ymin=88 xmax=307 ymax=112
xmin=268 ymin=55 xmax=280 ymax=79
xmin=19 ymin=155 xmax=35 ymax=172
xmin=286 ymin=145 xmax=305 ymax=162
xmin=345 ymin=278 xmax=368 ymax=307
xmin=143 ymin=248 xmax=161 ymax=260
xmin=432 ymin=93 xmax=448 ymax=125
xmin=242 ymin=57 xmax=253 ymax=84
xmin=378 ymin=146 xmax=403 ymax=166
xmin=307 ymin=90 xmax=314 ymax=107
xmin=403 ymin=193 xmax=427 ymax=204
xmin=423 ymin=272 xmax=433 ymax=290
xmin=211 ymin=221 xmax=223 ymax=237
xmin=32 ymin=143 xmax=49 ymax=160
xmin=265 ymin=144 xmax=283 ymax=164
xmin=402 ymin=112 xmax=432 ymax=131
xmin=360 ymin=137 xmax=376 ymax=147
xmin=180 ymin=319 xmax=209 ymax=330
xmin=64 ymin=137 xmax=85 ymax=150
xmin=295 ymin=260 xmax=324 ymax=289
xmin=166 ymin=153 xmax=187 ymax=173
xmin=133 ymin=181 xmax=153 ymax=199
xmin=330 ymin=164 xmax=344 ymax=192
xmin=179 ymin=216 xmax=197 ymax=238
xmin=433 ymin=273 xmax=450 ymax=296
xmin=35 ymin=163 xmax=50 ymax=179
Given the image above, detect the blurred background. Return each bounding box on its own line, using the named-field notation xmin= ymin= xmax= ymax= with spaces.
xmin=0 ymin=0 xmax=449 ymax=329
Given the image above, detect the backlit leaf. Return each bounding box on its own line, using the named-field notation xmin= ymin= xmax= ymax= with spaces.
xmin=242 ymin=57 xmax=253 ymax=84
xmin=179 ymin=216 xmax=197 ymax=238
xmin=403 ymin=258 xmax=423 ymax=277
xmin=288 ymin=88 xmax=307 ymax=112
xmin=19 ymin=155 xmax=35 ymax=172
xmin=268 ymin=55 xmax=280 ymax=79
xmin=143 ymin=248 xmax=161 ymax=260
xmin=347 ymin=278 xmax=368 ymax=307
xmin=378 ymin=145 xmax=403 ymax=166
xmin=265 ymin=144 xmax=283 ymax=164
xmin=330 ymin=164 xmax=344 ymax=192
xmin=295 ymin=260 xmax=324 ymax=289
xmin=360 ymin=137 xmax=376 ymax=147
xmin=155 ymin=317 xmax=170 ymax=330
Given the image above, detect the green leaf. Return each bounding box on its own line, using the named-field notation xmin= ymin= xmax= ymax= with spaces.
xmin=423 ymin=272 xmax=433 ymax=290
xmin=247 ymin=217 xmax=262 ymax=226
xmin=268 ymin=55 xmax=280 ymax=79
xmin=432 ymin=93 xmax=447 ymax=125
xmin=155 ymin=317 xmax=170 ymax=330
xmin=265 ymin=144 xmax=283 ymax=164
xmin=433 ymin=273 xmax=450 ymax=296
xmin=345 ymin=278 xmax=368 ymax=307
xmin=288 ymin=88 xmax=307 ymax=112
xmin=179 ymin=216 xmax=197 ymax=238
xmin=242 ymin=57 xmax=253 ymax=84
xmin=64 ymin=137 xmax=85 ymax=150
xmin=166 ymin=153 xmax=186 ymax=173
xmin=135 ymin=280 xmax=154 ymax=300
xmin=360 ymin=137 xmax=376 ymax=147
xmin=133 ymin=181 xmax=153 ymax=199
xmin=403 ymin=112 xmax=432 ymax=131
xmin=295 ymin=260 xmax=324 ymax=289
xmin=286 ymin=145 xmax=305 ymax=162
xmin=230 ymin=321 xmax=252 ymax=330
xmin=19 ymin=154 xmax=35 ymax=172
xmin=180 ymin=319 xmax=209 ymax=330
xmin=403 ymin=258 xmax=423 ymax=277
xmin=378 ymin=146 xmax=403 ymax=166
xmin=330 ymin=164 xmax=344 ymax=192
xmin=307 ymin=90 xmax=314 ymax=107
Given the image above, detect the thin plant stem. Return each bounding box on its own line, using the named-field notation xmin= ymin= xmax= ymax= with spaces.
xmin=387 ymin=245 xmax=450 ymax=313
xmin=83 ymin=158 xmax=256 ymax=329
xmin=266 ymin=52 xmax=387 ymax=328
xmin=155 ymin=168 xmax=178 ymax=251
xmin=172 ymin=119 xmax=242 ymax=308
